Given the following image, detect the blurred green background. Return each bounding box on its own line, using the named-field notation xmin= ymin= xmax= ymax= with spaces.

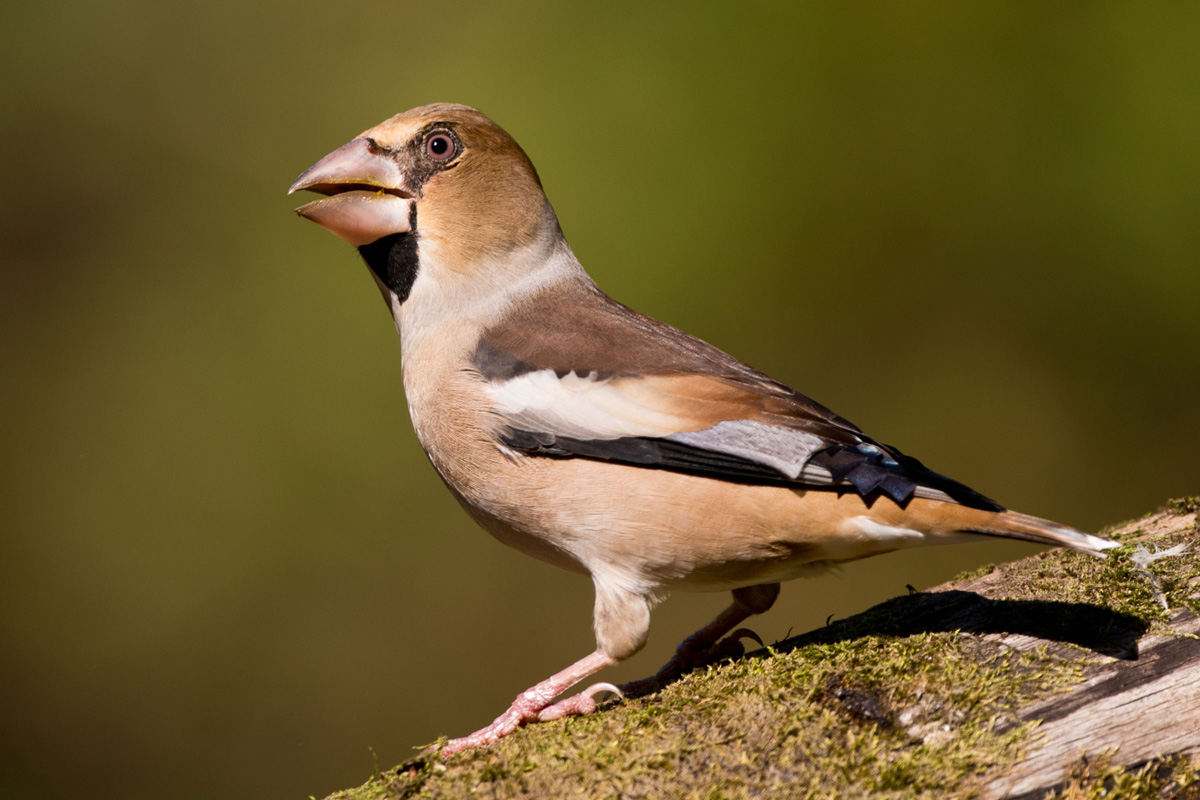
xmin=2 ymin=2 xmax=1197 ymax=799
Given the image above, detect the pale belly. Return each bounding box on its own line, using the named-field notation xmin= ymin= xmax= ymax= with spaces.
xmin=428 ymin=438 xmax=939 ymax=596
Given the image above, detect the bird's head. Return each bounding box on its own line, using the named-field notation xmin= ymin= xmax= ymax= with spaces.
xmin=290 ymin=104 xmax=562 ymax=311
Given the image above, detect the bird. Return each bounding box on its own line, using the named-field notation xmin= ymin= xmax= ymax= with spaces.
xmin=288 ymin=103 xmax=1117 ymax=755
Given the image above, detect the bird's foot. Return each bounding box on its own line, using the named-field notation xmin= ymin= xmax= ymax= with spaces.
xmin=436 ymin=697 xmax=537 ymax=756
xmin=437 ymin=681 xmax=620 ymax=756
xmin=704 ymin=627 xmax=765 ymax=663
xmin=621 ymin=627 xmax=764 ymax=696
xmin=537 ymin=682 xmax=622 ymax=722
xmin=433 ymin=651 xmax=617 ymax=757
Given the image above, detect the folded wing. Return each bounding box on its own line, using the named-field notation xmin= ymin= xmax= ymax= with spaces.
xmin=472 ymin=279 xmax=1002 ymax=512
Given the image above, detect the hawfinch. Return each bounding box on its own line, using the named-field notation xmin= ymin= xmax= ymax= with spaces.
xmin=289 ymin=104 xmax=1116 ymax=755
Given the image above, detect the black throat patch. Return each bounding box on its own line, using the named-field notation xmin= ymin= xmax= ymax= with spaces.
xmin=357 ymin=205 xmax=419 ymax=303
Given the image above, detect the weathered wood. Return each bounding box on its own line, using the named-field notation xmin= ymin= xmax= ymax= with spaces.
xmin=973 ymin=503 xmax=1200 ymax=798
xmin=987 ymin=609 xmax=1200 ymax=799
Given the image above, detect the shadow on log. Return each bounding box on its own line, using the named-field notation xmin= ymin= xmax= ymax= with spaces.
xmin=777 ymin=591 xmax=1148 ymax=661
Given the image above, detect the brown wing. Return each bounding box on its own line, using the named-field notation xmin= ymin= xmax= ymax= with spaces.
xmin=474 ymin=277 xmax=1001 ymax=510
xmin=473 ymin=277 xmax=865 ymax=439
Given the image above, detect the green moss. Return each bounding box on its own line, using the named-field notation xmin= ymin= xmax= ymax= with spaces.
xmin=1165 ymin=496 xmax=1200 ymax=516
xmin=323 ymin=504 xmax=1199 ymax=800
xmin=333 ymin=633 xmax=1072 ymax=800
xmin=952 ymin=563 xmax=996 ymax=583
xmin=1043 ymin=751 xmax=1200 ymax=800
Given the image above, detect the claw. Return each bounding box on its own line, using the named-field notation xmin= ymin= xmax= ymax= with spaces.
xmin=537 ymin=681 xmax=623 ymax=722
xmin=584 ymin=681 xmax=624 ymax=700
xmin=727 ymin=627 xmax=765 ymax=649
xmin=702 ymin=627 xmax=766 ymax=664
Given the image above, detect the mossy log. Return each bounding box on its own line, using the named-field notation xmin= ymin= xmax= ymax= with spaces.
xmin=326 ymin=499 xmax=1200 ymax=800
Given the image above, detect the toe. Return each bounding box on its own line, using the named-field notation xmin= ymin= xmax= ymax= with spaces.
xmin=537 ymin=682 xmax=622 ymax=722
xmin=727 ymin=627 xmax=765 ymax=649
xmin=704 ymin=627 xmax=765 ymax=663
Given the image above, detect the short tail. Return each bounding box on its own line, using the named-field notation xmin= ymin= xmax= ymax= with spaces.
xmin=966 ymin=509 xmax=1119 ymax=556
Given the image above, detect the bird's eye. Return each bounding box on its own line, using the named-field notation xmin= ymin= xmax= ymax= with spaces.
xmin=425 ymin=133 xmax=457 ymax=161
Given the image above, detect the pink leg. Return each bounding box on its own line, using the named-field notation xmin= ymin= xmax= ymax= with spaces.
xmin=438 ymin=650 xmax=617 ymax=756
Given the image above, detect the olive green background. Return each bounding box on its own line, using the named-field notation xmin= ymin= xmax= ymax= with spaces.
xmin=2 ymin=3 xmax=1197 ymax=799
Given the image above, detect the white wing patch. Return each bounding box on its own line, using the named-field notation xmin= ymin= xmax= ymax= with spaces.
xmin=485 ymin=369 xmax=839 ymax=480
xmin=485 ymin=369 xmax=686 ymax=440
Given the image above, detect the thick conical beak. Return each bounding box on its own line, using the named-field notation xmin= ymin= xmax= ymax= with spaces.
xmin=289 ymin=138 xmax=415 ymax=246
